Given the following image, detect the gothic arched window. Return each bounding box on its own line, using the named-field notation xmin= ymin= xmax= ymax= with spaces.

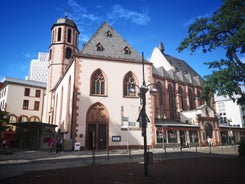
xmin=188 ymin=88 xmax=195 ymax=110
xmin=155 ymin=82 xmax=164 ymax=117
xmin=91 ymin=69 xmax=107 ymax=96
xmin=123 ymin=72 xmax=137 ymax=97
xmin=168 ymin=84 xmax=176 ymax=120
xmin=178 ymin=86 xmax=185 ymax=111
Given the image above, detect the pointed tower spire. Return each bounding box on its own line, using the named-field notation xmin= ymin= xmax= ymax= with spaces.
xmin=65 ymin=8 xmax=69 ymax=18
xmin=159 ymin=41 xmax=165 ymax=54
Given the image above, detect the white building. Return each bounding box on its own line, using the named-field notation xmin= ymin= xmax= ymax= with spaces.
xmin=26 ymin=52 xmax=49 ymax=83
xmin=0 ymin=77 xmax=46 ymax=123
xmin=214 ymin=94 xmax=245 ymax=128
xmin=41 ymin=17 xmax=155 ymax=150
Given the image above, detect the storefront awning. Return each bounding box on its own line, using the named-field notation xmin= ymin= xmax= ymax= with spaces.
xmin=155 ymin=119 xmax=199 ymax=128
xmin=11 ymin=122 xmax=57 ymax=128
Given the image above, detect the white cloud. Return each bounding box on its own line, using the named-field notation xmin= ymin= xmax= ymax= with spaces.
xmin=22 ymin=51 xmax=33 ymax=59
xmin=108 ymin=4 xmax=150 ymax=25
xmin=66 ymin=0 xmax=150 ymax=44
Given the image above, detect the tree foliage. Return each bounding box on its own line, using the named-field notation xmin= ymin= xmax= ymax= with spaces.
xmin=0 ymin=109 xmax=9 ymax=134
xmin=177 ymin=0 xmax=245 ymax=105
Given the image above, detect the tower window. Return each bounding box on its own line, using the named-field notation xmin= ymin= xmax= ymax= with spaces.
xmin=65 ymin=47 xmax=72 ymax=59
xmin=57 ymin=27 xmax=62 ymax=41
xmin=67 ymin=28 xmax=72 ymax=43
xmin=49 ymin=49 xmax=52 ymax=60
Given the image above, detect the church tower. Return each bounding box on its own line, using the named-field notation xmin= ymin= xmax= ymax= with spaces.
xmin=44 ymin=16 xmax=79 ymax=124
xmin=48 ymin=16 xmax=79 ymax=89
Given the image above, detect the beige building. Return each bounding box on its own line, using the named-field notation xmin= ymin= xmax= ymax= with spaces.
xmin=0 ymin=77 xmax=46 ymax=123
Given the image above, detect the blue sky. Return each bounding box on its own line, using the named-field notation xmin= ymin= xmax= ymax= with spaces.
xmin=0 ymin=0 xmax=225 ymax=80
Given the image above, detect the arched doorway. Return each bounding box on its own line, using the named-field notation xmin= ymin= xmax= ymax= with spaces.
xmin=86 ymin=102 xmax=109 ymax=150
xmin=205 ymin=123 xmax=213 ymax=138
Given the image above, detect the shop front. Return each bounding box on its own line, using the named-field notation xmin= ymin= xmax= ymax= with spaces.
xmin=155 ymin=120 xmax=199 ymax=148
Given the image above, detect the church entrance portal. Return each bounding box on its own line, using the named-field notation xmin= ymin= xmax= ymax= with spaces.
xmin=86 ymin=103 xmax=109 ymax=150
xmin=205 ymin=123 xmax=213 ymax=138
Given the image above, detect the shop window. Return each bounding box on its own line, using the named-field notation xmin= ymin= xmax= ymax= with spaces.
xmin=189 ymin=130 xmax=198 ymax=143
xmin=168 ymin=130 xmax=177 ymax=143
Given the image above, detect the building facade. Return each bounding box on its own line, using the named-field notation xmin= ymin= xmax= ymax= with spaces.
xmin=215 ymin=94 xmax=245 ymax=128
xmin=26 ymin=52 xmax=49 ymax=83
xmin=0 ymin=77 xmax=46 ymax=123
xmin=43 ymin=18 xmax=155 ymax=150
xmin=2 ymin=16 xmax=245 ymax=150
xmin=42 ymin=16 xmax=245 ymax=150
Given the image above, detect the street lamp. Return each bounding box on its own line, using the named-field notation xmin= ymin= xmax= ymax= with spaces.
xmin=129 ymin=52 xmax=157 ymax=177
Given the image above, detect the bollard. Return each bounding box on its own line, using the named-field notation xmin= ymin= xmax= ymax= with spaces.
xmin=107 ymin=149 xmax=110 ymax=160
xmin=91 ymin=149 xmax=95 ymax=167
xmin=129 ymin=148 xmax=132 ymax=159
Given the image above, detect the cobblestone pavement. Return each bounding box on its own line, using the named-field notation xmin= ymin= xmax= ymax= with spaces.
xmin=0 ymin=145 xmax=241 ymax=182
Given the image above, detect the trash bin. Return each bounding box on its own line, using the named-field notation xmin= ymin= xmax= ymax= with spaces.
xmin=146 ymin=151 xmax=153 ymax=164
xmin=74 ymin=142 xmax=80 ymax=151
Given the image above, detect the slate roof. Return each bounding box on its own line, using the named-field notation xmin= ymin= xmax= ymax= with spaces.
xmin=52 ymin=17 xmax=79 ymax=32
xmin=153 ymin=50 xmax=205 ymax=86
xmin=77 ymin=22 xmax=143 ymax=62
xmin=1 ymin=77 xmax=46 ymax=88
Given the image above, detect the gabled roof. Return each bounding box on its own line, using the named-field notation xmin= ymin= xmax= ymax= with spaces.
xmin=151 ymin=46 xmax=205 ymax=86
xmin=77 ymin=22 xmax=143 ymax=62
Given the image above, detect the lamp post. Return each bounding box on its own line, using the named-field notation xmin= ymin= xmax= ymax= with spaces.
xmin=129 ymin=52 xmax=157 ymax=177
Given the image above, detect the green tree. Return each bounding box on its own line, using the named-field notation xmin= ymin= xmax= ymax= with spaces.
xmin=177 ymin=0 xmax=245 ymax=105
xmin=0 ymin=109 xmax=9 ymax=135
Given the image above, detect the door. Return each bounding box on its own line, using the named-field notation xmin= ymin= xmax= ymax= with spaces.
xmin=88 ymin=124 xmax=96 ymax=150
xmin=98 ymin=124 xmax=106 ymax=149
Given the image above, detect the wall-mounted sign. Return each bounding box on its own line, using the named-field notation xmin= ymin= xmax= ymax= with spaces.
xmin=128 ymin=122 xmax=136 ymax=126
xmin=122 ymin=117 xmax=129 ymax=121
xmin=112 ymin=136 xmax=121 ymax=142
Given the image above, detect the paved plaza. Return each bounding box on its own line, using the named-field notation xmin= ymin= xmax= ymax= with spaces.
xmin=0 ymin=145 xmax=244 ymax=183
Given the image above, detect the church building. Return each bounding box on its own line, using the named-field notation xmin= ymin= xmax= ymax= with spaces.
xmin=42 ymin=16 xmax=245 ymax=150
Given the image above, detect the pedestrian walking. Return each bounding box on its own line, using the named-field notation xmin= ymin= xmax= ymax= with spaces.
xmin=48 ymin=137 xmax=56 ymax=154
